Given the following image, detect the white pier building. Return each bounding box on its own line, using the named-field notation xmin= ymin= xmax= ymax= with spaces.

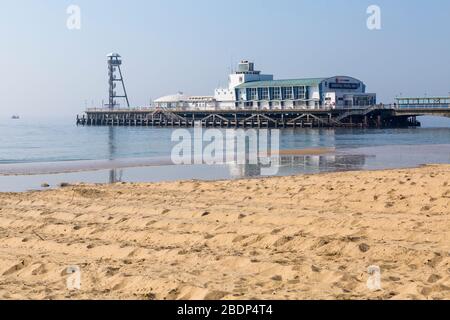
xmin=153 ymin=60 xmax=376 ymax=111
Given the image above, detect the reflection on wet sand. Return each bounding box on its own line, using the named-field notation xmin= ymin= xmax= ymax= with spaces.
xmin=108 ymin=127 xmax=123 ymax=183
xmin=228 ymin=154 xmax=366 ymax=178
xmin=0 ymin=143 xmax=448 ymax=192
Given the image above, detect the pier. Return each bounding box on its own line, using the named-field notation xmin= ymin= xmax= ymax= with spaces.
xmin=76 ymin=97 xmax=450 ymax=129
xmin=76 ymin=104 xmax=446 ymax=129
xmin=76 ymin=55 xmax=450 ymax=129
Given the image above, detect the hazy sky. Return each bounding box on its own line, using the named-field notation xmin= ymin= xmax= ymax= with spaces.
xmin=1 ymin=0 xmax=450 ymax=118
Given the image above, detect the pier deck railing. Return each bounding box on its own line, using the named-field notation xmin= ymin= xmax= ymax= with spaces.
xmin=78 ymin=102 xmax=449 ymax=128
xmin=84 ymin=100 xmax=450 ymax=113
xmin=85 ymin=104 xmax=398 ymax=113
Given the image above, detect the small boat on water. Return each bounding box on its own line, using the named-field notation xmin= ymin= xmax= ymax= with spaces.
xmin=11 ymin=115 xmax=20 ymax=119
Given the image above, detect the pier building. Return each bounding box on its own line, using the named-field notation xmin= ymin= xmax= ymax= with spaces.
xmin=153 ymin=60 xmax=377 ymax=111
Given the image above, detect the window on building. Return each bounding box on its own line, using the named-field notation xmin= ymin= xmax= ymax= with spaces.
xmin=273 ymin=87 xmax=281 ymax=100
xmin=260 ymin=88 xmax=269 ymax=100
xmin=282 ymin=87 xmax=293 ymax=100
xmin=293 ymin=86 xmax=306 ymax=100
xmin=248 ymin=88 xmax=258 ymax=101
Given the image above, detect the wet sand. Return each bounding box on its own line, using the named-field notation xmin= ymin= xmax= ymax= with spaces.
xmin=0 ymin=165 xmax=449 ymax=300
xmin=0 ymin=148 xmax=335 ymax=176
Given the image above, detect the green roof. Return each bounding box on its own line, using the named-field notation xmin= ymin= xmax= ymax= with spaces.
xmin=236 ymin=78 xmax=327 ymax=89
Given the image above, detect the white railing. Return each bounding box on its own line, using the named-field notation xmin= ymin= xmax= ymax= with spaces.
xmin=86 ymin=107 xmax=155 ymax=112
xmin=85 ymin=104 xmax=420 ymax=113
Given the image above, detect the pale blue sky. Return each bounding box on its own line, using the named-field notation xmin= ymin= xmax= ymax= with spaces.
xmin=1 ymin=0 xmax=449 ymax=118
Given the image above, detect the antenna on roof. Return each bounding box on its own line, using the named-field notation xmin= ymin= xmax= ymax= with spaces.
xmin=230 ymin=54 xmax=234 ymax=74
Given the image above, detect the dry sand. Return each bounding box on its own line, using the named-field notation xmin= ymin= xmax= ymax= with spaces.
xmin=0 ymin=165 xmax=449 ymax=300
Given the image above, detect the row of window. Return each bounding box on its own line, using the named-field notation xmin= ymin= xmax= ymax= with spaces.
xmin=240 ymin=86 xmax=309 ymax=101
xmin=236 ymin=100 xmax=312 ymax=107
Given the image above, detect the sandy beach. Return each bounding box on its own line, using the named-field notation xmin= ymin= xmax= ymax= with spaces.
xmin=0 ymin=165 xmax=449 ymax=300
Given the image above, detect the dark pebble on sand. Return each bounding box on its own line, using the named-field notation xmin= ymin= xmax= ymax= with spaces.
xmin=271 ymin=275 xmax=283 ymax=282
xmin=359 ymin=243 xmax=371 ymax=253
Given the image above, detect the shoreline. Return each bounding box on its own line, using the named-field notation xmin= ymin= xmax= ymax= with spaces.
xmin=0 ymin=162 xmax=445 ymax=194
xmin=0 ymin=164 xmax=449 ymax=299
xmin=0 ymin=162 xmax=443 ymax=194
xmin=0 ymin=148 xmax=336 ymax=177
xmin=0 ymin=143 xmax=449 ymax=193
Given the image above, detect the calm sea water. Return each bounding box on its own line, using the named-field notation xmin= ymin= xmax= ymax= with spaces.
xmin=1 ymin=117 xmax=450 ymax=164
xmin=0 ymin=116 xmax=449 ymax=192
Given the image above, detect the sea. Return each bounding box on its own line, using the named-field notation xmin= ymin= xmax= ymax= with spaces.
xmin=0 ymin=116 xmax=449 ymax=192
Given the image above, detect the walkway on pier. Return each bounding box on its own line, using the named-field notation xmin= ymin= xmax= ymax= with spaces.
xmin=77 ymin=98 xmax=450 ymax=128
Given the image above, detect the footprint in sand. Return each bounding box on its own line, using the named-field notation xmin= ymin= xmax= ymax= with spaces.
xmin=426 ymin=254 xmax=443 ymax=268
xmin=420 ymin=286 xmax=433 ymax=296
xmin=204 ymin=290 xmax=230 ymax=300
xmin=112 ymin=280 xmax=127 ymax=291
xmin=271 ymin=228 xmax=284 ymax=235
xmin=2 ymin=259 xmax=30 ymax=276
xmin=271 ymin=275 xmax=283 ymax=282
xmin=146 ymin=220 xmax=157 ymax=227
xmin=104 ymin=267 xmax=121 ymax=277
xmin=232 ymin=235 xmax=249 ymax=243
xmin=31 ymin=263 xmax=48 ymax=276
xmin=273 ymin=236 xmax=294 ymax=248
xmin=427 ymin=274 xmax=442 ymax=284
